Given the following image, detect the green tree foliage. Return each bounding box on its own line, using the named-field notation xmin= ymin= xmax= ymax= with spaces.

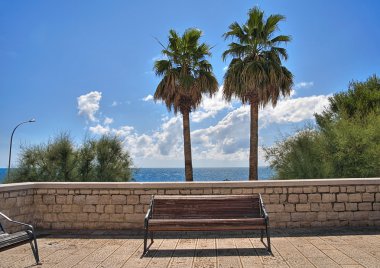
xmin=265 ymin=75 xmax=380 ymax=179
xmin=6 ymin=134 xmax=132 ymax=183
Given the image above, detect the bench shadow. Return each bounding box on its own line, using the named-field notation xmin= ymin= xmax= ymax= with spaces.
xmin=143 ymin=247 xmax=272 ymax=258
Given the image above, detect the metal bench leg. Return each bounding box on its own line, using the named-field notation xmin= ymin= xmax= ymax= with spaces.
xmin=150 ymin=231 xmax=154 ymax=244
xmin=266 ymin=220 xmax=271 ymax=253
xmin=30 ymin=236 xmax=40 ymax=265
xmin=143 ymin=227 xmax=148 ymax=255
xmin=260 ymin=230 xmax=264 ymax=242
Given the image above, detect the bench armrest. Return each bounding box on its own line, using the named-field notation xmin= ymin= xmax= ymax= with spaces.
xmin=258 ymin=194 xmax=269 ymax=220
xmin=0 ymin=212 xmax=35 ymax=232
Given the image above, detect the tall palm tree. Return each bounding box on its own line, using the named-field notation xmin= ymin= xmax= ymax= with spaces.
xmin=222 ymin=7 xmax=294 ymax=180
xmin=154 ymin=28 xmax=218 ymax=181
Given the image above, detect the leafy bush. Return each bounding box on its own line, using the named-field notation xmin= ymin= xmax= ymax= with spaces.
xmin=6 ymin=134 xmax=132 ymax=183
xmin=265 ymin=75 xmax=380 ymax=179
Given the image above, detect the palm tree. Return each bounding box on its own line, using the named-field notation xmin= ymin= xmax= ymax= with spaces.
xmin=222 ymin=7 xmax=294 ymax=180
xmin=154 ymin=28 xmax=218 ymax=181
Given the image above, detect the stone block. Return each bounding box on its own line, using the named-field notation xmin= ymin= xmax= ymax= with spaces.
xmin=291 ymin=212 xmax=304 ymax=221
xmin=366 ymin=185 xmax=378 ymax=193
xmin=112 ymin=195 xmax=127 ymax=204
xmin=339 ymin=212 xmax=353 ymax=220
xmin=353 ymin=211 xmax=368 ymax=220
xmin=232 ymin=189 xmax=243 ymax=194
xmin=88 ymin=213 xmax=100 ymax=222
xmin=99 ymin=213 xmax=110 ymax=222
xmin=203 ymin=189 xmax=213 ymax=195
xmin=362 ymin=193 xmax=375 ymax=202
xmin=105 ymin=205 xmax=115 ymax=214
xmin=71 ymin=205 xmax=81 ymax=213
xmin=340 ymin=186 xmax=347 ymax=192
xmin=266 ymin=204 xmax=284 ymax=212
xmin=308 ymin=194 xmax=321 ymax=202
xmin=252 ymin=188 xmax=264 ymax=194
xmin=265 ymin=188 xmax=273 ymax=194
xmin=126 ymin=195 xmax=139 ymax=205
xmin=322 ymin=194 xmax=335 ymax=203
xmin=337 ymin=193 xmax=348 ymax=202
xmin=115 ymin=205 xmax=123 ymax=214
xmin=99 ymin=195 xmax=111 ymax=204
xmin=290 ymin=187 xmax=303 ymax=194
xmin=318 ymin=186 xmax=330 ymax=193
xmin=317 ymin=212 xmax=327 ymax=221
xmin=83 ymin=205 xmax=96 ymax=213
xmin=311 ymin=203 xmax=320 ymax=212
xmin=96 ymin=205 xmax=104 ymax=213
xmin=86 ymin=195 xmax=99 ymax=204
xmin=333 ymin=203 xmax=345 ymax=211
xmin=358 ymin=203 xmax=372 ymax=211
xmin=56 ymin=195 xmax=66 ymax=204
xmin=123 ymin=205 xmax=134 ymax=214
xmin=274 ymin=188 xmax=282 ymax=194
xmin=303 ymin=187 xmax=314 ymax=194
xmin=269 ymin=194 xmax=280 ymax=203
xmin=110 ymin=190 xmax=120 ymax=195
xmin=220 ymin=189 xmax=232 ymax=195
xmin=242 ymin=188 xmax=253 ymax=194
xmin=139 ymin=195 xmax=151 ymax=204
xmin=345 ymin=203 xmax=358 ymax=211
xmin=165 ymin=190 xmax=179 ymax=195
xmin=288 ymin=194 xmax=299 ymax=203
xmin=347 ymin=186 xmax=356 ymax=193
xmin=326 ymin=212 xmax=339 ymax=220
xmin=180 ymin=189 xmax=191 ymax=195
xmin=80 ymin=189 xmax=92 ymax=195
xmin=369 ymin=211 xmax=380 ymax=220
xmin=296 ymin=204 xmax=311 ymax=212
xmin=43 ymin=195 xmax=55 ymax=205
xmin=373 ymin=203 xmax=380 ymax=211
xmin=62 ymin=205 xmax=72 ymax=213
xmin=299 ymin=194 xmax=308 ymax=203
xmin=284 ymin=204 xmax=295 ymax=212
xmin=191 ymin=189 xmax=203 ymax=195
xmin=376 ymin=193 xmax=380 ymax=202
xmin=57 ymin=189 xmax=68 ymax=195
xmin=73 ymin=195 xmax=86 ymax=205
xmin=355 ymin=186 xmax=365 ymax=192
xmin=134 ymin=205 xmax=144 ymax=213
xmin=110 ymin=214 xmax=124 ymax=222
xmin=330 ymin=186 xmax=340 ymax=193
xmin=348 ymin=194 xmax=362 ymax=203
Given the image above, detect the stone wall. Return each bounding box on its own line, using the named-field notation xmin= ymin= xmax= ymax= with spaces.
xmin=0 ymin=179 xmax=379 ymax=230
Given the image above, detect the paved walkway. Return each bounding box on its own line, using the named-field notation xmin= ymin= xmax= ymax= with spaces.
xmin=1 ymin=228 xmax=380 ymax=268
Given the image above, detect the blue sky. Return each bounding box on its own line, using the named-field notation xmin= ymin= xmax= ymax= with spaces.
xmin=1 ymin=0 xmax=379 ymax=168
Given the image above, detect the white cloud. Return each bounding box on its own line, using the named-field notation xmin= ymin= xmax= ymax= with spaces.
xmin=104 ymin=117 xmax=114 ymax=125
xmin=191 ymin=86 xmax=232 ymax=123
xmin=77 ymin=91 xmax=102 ymax=122
xmin=142 ymin=94 xmax=154 ymax=102
xmin=259 ymin=94 xmax=330 ymax=127
xmin=111 ymin=101 xmax=119 ymax=107
xmin=83 ymin=89 xmax=330 ymax=168
xmin=89 ymin=124 xmax=110 ymax=135
xmin=295 ymin=81 xmax=314 ymax=89
xmin=223 ymin=66 xmax=228 ymax=72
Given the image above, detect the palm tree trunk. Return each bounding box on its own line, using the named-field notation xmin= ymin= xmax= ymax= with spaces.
xmin=182 ymin=111 xmax=193 ymax=181
xmin=249 ymin=99 xmax=259 ymax=180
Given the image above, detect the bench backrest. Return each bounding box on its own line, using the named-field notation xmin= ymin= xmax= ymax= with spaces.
xmin=151 ymin=195 xmax=261 ymax=219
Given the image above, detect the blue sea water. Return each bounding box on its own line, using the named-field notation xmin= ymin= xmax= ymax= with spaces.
xmin=0 ymin=167 xmax=273 ymax=183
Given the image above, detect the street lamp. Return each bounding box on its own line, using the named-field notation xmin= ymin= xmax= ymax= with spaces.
xmin=7 ymin=119 xmax=36 ymax=180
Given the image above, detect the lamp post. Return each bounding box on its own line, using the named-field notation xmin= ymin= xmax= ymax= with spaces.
xmin=7 ymin=119 xmax=36 ymax=180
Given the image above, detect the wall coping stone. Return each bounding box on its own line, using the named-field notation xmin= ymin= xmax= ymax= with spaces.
xmin=1 ymin=178 xmax=379 ymax=192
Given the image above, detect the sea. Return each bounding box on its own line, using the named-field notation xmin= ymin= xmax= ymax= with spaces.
xmin=0 ymin=167 xmax=273 ymax=183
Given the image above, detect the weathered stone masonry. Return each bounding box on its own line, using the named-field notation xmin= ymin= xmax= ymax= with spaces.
xmin=0 ymin=179 xmax=379 ymax=230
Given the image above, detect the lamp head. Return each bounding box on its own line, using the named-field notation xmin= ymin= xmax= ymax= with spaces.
xmin=29 ymin=118 xmax=36 ymax=122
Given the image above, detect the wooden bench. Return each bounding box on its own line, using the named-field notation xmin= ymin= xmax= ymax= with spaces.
xmin=143 ymin=194 xmax=270 ymax=254
xmin=0 ymin=212 xmax=40 ymax=265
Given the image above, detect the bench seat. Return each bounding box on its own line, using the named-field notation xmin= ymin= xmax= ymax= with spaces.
xmin=143 ymin=194 xmax=271 ymax=255
xmin=0 ymin=230 xmax=34 ymax=249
